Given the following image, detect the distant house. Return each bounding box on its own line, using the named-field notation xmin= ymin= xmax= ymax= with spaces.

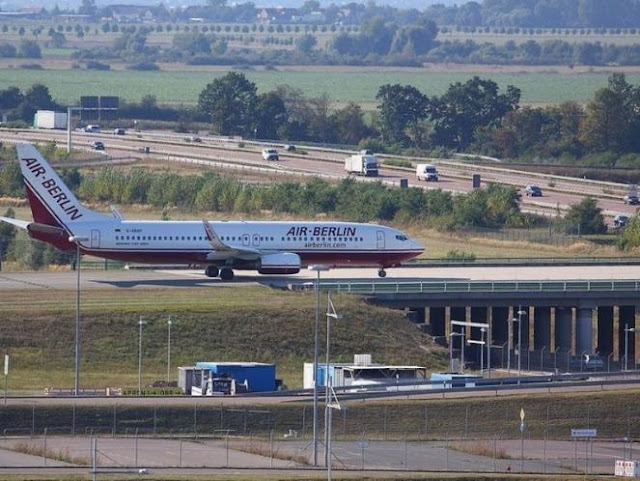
xmin=0 ymin=7 xmax=45 ymax=19
xmin=257 ymin=7 xmax=298 ymax=23
xmin=104 ymin=4 xmax=158 ymax=22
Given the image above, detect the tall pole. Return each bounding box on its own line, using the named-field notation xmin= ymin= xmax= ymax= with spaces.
xmin=518 ymin=306 xmax=523 ymax=377
xmin=312 ymin=268 xmax=320 ymax=467
xmin=167 ymin=316 xmax=172 ymax=384
xmin=138 ymin=316 xmax=146 ymax=396
xmin=480 ymin=327 xmax=485 ymax=373
xmin=324 ymin=294 xmax=331 ymax=467
xmin=624 ymin=326 xmax=634 ymax=371
xmin=74 ymin=242 xmax=81 ymax=396
xmin=461 ymin=332 xmax=465 ymax=374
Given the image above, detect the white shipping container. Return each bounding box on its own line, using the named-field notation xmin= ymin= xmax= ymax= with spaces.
xmin=615 ymin=460 xmax=640 ymax=477
xmin=34 ymin=110 xmax=68 ymax=129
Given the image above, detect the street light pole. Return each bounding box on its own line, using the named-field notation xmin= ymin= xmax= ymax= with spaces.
xmin=624 ymin=326 xmax=635 ymax=371
xmin=138 ymin=316 xmax=147 ymax=396
xmin=515 ymin=306 xmax=527 ymax=377
xmin=323 ymin=294 xmax=341 ymax=467
xmin=308 ymin=265 xmax=329 ymax=467
xmin=480 ymin=327 xmax=486 ymax=373
xmin=167 ymin=316 xmax=172 ymax=384
xmin=69 ymin=235 xmax=89 ymax=397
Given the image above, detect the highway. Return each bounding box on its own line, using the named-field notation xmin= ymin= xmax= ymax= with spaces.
xmin=1 ymin=127 xmax=638 ymax=219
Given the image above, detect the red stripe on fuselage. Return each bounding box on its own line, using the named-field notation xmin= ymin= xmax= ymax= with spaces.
xmin=76 ymin=248 xmax=422 ymax=268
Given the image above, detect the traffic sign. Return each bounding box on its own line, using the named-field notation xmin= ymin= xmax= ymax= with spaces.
xmin=571 ymin=428 xmax=597 ymax=438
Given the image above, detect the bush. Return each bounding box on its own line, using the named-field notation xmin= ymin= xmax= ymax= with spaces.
xmin=445 ymin=250 xmax=476 ymax=261
xmin=126 ymin=62 xmax=159 ymax=71
xmin=86 ymin=60 xmax=110 ymax=70
xmin=19 ymin=63 xmax=43 ymax=69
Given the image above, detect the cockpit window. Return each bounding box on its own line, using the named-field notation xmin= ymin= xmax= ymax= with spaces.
xmin=395 ymin=234 xmax=408 ymax=241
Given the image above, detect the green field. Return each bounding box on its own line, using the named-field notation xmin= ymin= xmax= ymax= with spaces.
xmin=1 ymin=67 xmax=639 ymax=107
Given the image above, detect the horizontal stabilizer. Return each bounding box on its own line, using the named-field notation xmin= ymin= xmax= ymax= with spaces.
xmin=0 ymin=216 xmax=30 ymax=230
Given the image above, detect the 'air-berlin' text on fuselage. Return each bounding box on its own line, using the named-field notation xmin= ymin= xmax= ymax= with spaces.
xmin=285 ymin=226 xmax=356 ymax=237
xmin=23 ymin=158 xmax=82 ymax=220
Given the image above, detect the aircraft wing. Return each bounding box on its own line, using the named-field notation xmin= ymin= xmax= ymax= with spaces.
xmin=202 ymin=220 xmax=262 ymax=259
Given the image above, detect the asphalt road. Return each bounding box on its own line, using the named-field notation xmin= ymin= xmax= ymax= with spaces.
xmin=1 ymin=264 xmax=640 ymax=292
xmin=2 ymin=128 xmax=637 ymax=219
xmin=0 ymin=435 xmax=631 ymax=475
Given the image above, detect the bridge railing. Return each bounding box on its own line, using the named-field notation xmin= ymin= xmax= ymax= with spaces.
xmin=318 ymin=279 xmax=640 ymax=295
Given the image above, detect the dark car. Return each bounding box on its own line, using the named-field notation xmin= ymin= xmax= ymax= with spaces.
xmin=524 ymin=185 xmax=542 ymax=197
xmin=614 ymin=215 xmax=630 ymax=228
xmin=92 ymin=141 xmax=105 ymax=151
xmin=624 ymin=194 xmax=639 ymax=205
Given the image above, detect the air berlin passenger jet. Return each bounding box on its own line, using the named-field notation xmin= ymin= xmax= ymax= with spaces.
xmin=0 ymin=143 xmax=424 ymax=280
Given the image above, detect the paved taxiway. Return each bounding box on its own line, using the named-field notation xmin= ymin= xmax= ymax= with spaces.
xmin=1 ymin=264 xmax=640 ymax=291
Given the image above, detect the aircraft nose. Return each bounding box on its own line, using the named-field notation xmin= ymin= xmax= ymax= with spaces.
xmin=412 ymin=238 xmax=424 ymax=253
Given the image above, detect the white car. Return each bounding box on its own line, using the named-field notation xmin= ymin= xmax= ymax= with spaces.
xmin=262 ymin=148 xmax=279 ymax=161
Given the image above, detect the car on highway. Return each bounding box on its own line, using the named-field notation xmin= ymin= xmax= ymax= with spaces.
xmin=262 ymin=148 xmax=279 ymax=161
xmin=624 ymin=194 xmax=639 ymax=205
xmin=284 ymin=144 xmax=296 ymax=152
xmin=92 ymin=141 xmax=105 ymax=150
xmin=524 ymin=185 xmax=542 ymax=197
xmin=185 ymin=135 xmax=202 ymax=143
xmin=113 ymin=128 xmax=126 ymax=135
xmin=84 ymin=124 xmax=100 ymax=133
xmin=614 ymin=215 xmax=630 ymax=228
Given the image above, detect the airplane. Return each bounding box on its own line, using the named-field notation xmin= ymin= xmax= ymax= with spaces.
xmin=0 ymin=143 xmax=424 ymax=280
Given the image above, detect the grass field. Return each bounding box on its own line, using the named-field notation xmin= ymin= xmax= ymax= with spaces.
xmin=0 ymin=285 xmax=448 ymax=393
xmin=2 ymin=66 xmax=639 ymax=107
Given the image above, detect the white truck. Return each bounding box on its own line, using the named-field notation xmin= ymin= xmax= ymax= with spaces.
xmin=34 ymin=110 xmax=68 ymax=129
xmin=416 ymin=163 xmax=439 ymax=181
xmin=344 ymin=151 xmax=378 ymax=177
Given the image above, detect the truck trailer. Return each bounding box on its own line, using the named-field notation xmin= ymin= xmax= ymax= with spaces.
xmin=34 ymin=110 xmax=68 ymax=129
xmin=344 ymin=151 xmax=378 ymax=177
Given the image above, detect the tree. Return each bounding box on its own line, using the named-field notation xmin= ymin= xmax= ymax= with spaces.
xmin=18 ymin=39 xmax=41 ymax=58
xmin=0 ymin=87 xmax=24 ymax=109
xmin=376 ymin=84 xmax=429 ymax=145
xmin=78 ymin=0 xmax=97 ymax=16
xmin=198 ymin=72 xmax=258 ymax=136
xmin=50 ymin=31 xmax=66 ymax=48
xmin=563 ymin=197 xmax=606 ymax=235
xmin=330 ymin=102 xmax=370 ymax=145
xmin=295 ymin=34 xmax=316 ymax=53
xmin=430 ymin=76 xmax=521 ymax=149
xmin=24 ymin=84 xmax=56 ymax=110
xmin=255 ymin=91 xmax=287 ymax=140
xmin=172 ymin=33 xmax=211 ymax=56
xmin=579 ymin=74 xmax=640 ymax=153
xmin=389 ymin=20 xmax=438 ymax=55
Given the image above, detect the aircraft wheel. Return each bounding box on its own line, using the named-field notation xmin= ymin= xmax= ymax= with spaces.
xmin=220 ymin=268 xmax=234 ymax=281
xmin=378 ymin=269 xmax=387 ymax=278
xmin=205 ymin=266 xmax=219 ymax=278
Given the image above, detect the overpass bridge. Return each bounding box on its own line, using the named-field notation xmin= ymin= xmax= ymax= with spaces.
xmin=319 ymin=278 xmax=640 ymax=372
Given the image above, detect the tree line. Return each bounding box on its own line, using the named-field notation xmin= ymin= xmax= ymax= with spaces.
xmin=4 ymin=72 xmax=640 ymax=171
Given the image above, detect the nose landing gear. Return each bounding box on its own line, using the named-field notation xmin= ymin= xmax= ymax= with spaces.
xmin=378 ymin=268 xmax=387 ymax=278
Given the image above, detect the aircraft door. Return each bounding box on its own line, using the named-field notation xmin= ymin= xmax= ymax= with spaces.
xmin=376 ymin=230 xmax=385 ymax=249
xmin=252 ymin=234 xmax=260 ymax=246
xmin=242 ymin=234 xmax=250 ymax=247
xmin=90 ymin=229 xmax=100 ymax=248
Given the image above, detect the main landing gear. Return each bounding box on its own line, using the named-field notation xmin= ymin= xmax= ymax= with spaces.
xmin=378 ymin=268 xmax=387 ymax=278
xmin=204 ymin=266 xmax=235 ymax=281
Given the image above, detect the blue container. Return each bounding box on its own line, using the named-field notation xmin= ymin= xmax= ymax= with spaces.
xmin=195 ymin=362 xmax=276 ymax=392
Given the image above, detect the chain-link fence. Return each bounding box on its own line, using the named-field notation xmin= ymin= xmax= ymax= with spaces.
xmin=0 ymin=398 xmax=638 ymax=474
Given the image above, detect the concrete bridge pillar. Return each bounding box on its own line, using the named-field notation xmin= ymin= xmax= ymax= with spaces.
xmin=575 ymin=307 xmax=593 ymax=355
xmin=555 ymin=307 xmax=572 ymax=353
